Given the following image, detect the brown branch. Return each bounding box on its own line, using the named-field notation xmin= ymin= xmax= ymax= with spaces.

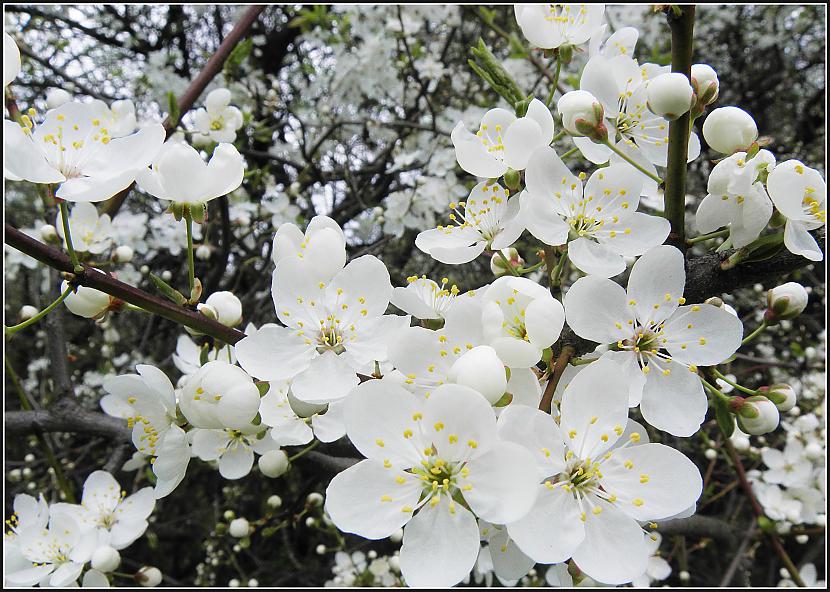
xmin=101 ymin=5 xmax=267 ymax=217
xmin=5 ymin=223 xmax=246 ymax=345
xmin=5 ymin=401 xmax=131 ymax=441
xmin=539 ymin=345 xmax=574 ymax=413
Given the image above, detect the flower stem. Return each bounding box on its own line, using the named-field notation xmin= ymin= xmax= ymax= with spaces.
xmin=700 ymin=377 xmax=732 ymax=403
xmin=741 ymin=320 xmax=768 ymax=346
xmin=601 ymin=140 xmax=664 ymax=185
xmin=712 ymin=369 xmax=759 ymax=397
xmin=549 ymin=245 xmax=569 ymax=287
xmin=288 ymin=440 xmax=320 ymax=463
xmin=495 ymin=249 xmax=521 ymax=276
xmin=58 ymin=201 xmax=83 ymax=272
xmin=545 ymin=56 xmax=562 ymax=108
xmin=5 ymin=284 xmax=74 ymax=336
xmin=518 ymin=260 xmax=545 ymax=275
xmin=560 ymin=146 xmax=581 ymax=159
xmin=686 ymin=228 xmax=730 ymax=245
xmin=184 ymin=209 xmax=196 ymax=295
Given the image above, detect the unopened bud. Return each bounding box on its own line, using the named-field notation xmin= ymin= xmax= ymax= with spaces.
xmin=306 ymin=492 xmax=324 ymax=507
xmin=228 ymin=518 xmax=250 ymax=538
xmin=691 ymin=64 xmax=719 ymax=110
xmin=702 ymin=106 xmax=758 ymax=155
xmin=760 ymin=384 xmax=798 ymax=412
xmin=647 ymin=73 xmax=694 ymax=120
xmin=45 ymin=88 xmax=72 ymax=109
xmin=19 ymin=305 xmax=39 ymax=321
xmin=267 ymin=494 xmax=283 ymax=508
xmin=91 ymin=546 xmax=121 ymax=573
xmin=704 ymin=296 xmax=723 ymax=308
xmin=558 ymin=90 xmax=605 ymax=139
xmin=448 ymin=345 xmax=507 ymax=404
xmin=258 ymin=450 xmax=289 ymax=478
xmin=113 ymin=245 xmax=134 ymax=263
xmin=135 ymin=566 xmax=162 ymax=587
xmin=490 ymin=248 xmax=524 ymax=277
xmin=62 ymin=281 xmax=112 ymax=319
xmin=765 ymin=282 xmax=808 ymax=324
xmin=736 ymin=395 xmax=779 ymax=435
xmin=40 ymin=224 xmax=60 ymax=244
xmin=204 ymin=291 xmax=243 ymax=326
xmin=504 ymin=168 xmax=521 ymax=193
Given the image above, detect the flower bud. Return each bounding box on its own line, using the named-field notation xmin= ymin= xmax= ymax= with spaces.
xmin=91 ymin=546 xmax=121 ymax=573
xmin=307 ymin=492 xmax=324 ymax=507
xmin=204 ymin=291 xmax=243 ymax=327
xmin=40 ymin=224 xmax=60 ymax=244
xmin=448 ymin=345 xmax=508 ymax=404
xmin=702 ymin=106 xmax=758 ymax=154
xmin=228 ymin=518 xmax=250 ymax=538
xmin=19 ymin=305 xmax=39 ymax=321
xmin=704 ymin=296 xmax=723 ymax=308
xmin=135 ymin=566 xmax=163 ymax=587
xmin=490 ymin=248 xmax=524 ymax=277
xmin=113 ymin=245 xmax=134 ymax=263
xmin=179 ymin=361 xmax=261 ymax=429
xmin=805 ymin=442 xmax=822 ymax=461
xmin=557 ymin=90 xmax=606 ymax=140
xmin=736 ymin=395 xmax=779 ymax=435
xmin=195 ymin=245 xmax=212 ymax=261
xmin=760 ymin=384 xmax=797 ymax=412
xmin=45 ymin=88 xmax=72 ymax=109
xmin=691 ymin=64 xmax=719 ymax=106
xmin=267 ymin=494 xmax=283 ymax=508
xmin=62 ymin=281 xmax=113 ymax=319
xmin=196 ymin=302 xmax=218 ymax=322
xmin=390 ymin=528 xmax=404 ymax=543
xmin=765 ymin=282 xmax=808 ymax=323
xmin=258 ymin=450 xmax=289 ymax=478
xmin=647 ymin=73 xmax=694 ymax=120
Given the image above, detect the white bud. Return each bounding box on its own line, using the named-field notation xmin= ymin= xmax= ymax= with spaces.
xmin=45 ymin=88 xmax=72 ymax=109
xmin=140 ymin=265 xmax=150 ymax=275
xmin=804 ymin=442 xmax=822 ymax=460
xmin=204 ymin=291 xmax=243 ymax=327
xmin=195 ymin=245 xmax=212 ymax=261
xmin=388 ymin=555 xmax=400 ymax=572
xmin=22 ymin=467 xmax=32 ymax=478
xmin=258 ymin=450 xmax=289 ymax=478
xmin=267 ymin=494 xmax=283 ymax=508
xmin=316 ymin=544 xmax=327 ymax=555
xmin=248 ymin=579 xmax=259 ymax=587
xmin=367 ymin=550 xmax=378 ymax=560
xmin=702 ymin=106 xmax=758 ymax=154
xmin=305 ymin=516 xmax=317 ymax=527
xmin=40 ymin=224 xmax=59 ymax=243
xmin=815 ymin=515 xmax=826 ymax=527
xmin=229 ymin=579 xmax=240 ymax=588
xmin=767 ymin=283 xmax=809 ymax=321
xmin=679 ymin=571 xmax=690 ymax=582
xmin=223 ymin=510 xmax=236 ymax=520
xmin=228 ymin=517 xmax=250 ymax=538
xmin=113 ymin=245 xmax=134 ymax=263
xmin=232 ymin=544 xmax=241 ymax=553
xmin=389 ymin=528 xmax=403 ymax=543
xmin=161 ymin=270 xmax=173 ymax=282
xmin=647 ymin=73 xmax=694 ymax=120
xmin=24 ymin=453 xmax=35 ymax=463
xmin=557 ymin=90 xmax=605 ymax=137
xmin=704 ymin=448 xmax=718 ymax=460
xmin=136 ymin=566 xmax=163 ymax=587
xmin=372 ymin=206 xmax=384 ymax=218
xmin=19 ymin=305 xmax=39 ymax=321
xmin=307 ymin=492 xmax=324 ymax=507
xmin=795 ymin=534 xmax=809 ymax=544
xmin=765 ymin=384 xmax=798 ymax=412
xmin=448 ymin=345 xmax=507 ymax=405
xmin=62 ymin=281 xmax=112 ymax=319
xmin=290 ymin=181 xmax=301 ymax=195
xmin=737 ymin=396 xmax=780 ymax=435
xmin=91 ymin=546 xmax=121 ymax=573
xmin=691 ymin=64 xmax=719 ymax=104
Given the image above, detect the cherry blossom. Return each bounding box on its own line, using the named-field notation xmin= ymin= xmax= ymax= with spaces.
xmin=513 ymin=4 xmax=605 ymax=50
xmin=766 ymin=159 xmax=826 ymax=262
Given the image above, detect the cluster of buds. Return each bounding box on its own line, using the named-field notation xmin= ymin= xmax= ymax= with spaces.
xmin=557 ymin=90 xmax=608 ymax=142
xmin=764 ymin=282 xmax=809 ymax=325
xmin=490 ymin=247 xmax=524 ymax=277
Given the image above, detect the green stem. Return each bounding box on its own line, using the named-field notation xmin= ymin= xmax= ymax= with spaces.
xmin=687 ymin=228 xmax=730 ymax=244
xmin=545 ymin=57 xmax=562 ymax=108
xmin=5 ymin=285 xmax=74 ymax=335
xmin=741 ymin=320 xmax=768 ymax=346
xmin=58 ymin=201 xmax=83 ymax=272
xmin=570 ymin=357 xmax=597 ymax=366
xmin=551 ymin=130 xmax=566 ymax=143
xmin=712 ymin=369 xmax=759 ymax=397
xmin=560 ymin=146 xmax=581 ymax=159
xmin=288 ymin=440 xmax=320 ymax=462
xmin=517 ymin=260 xmax=546 ymax=275
xmin=549 ymin=245 xmax=569 ymax=287
xmin=601 ymin=140 xmax=664 ymax=185
xmin=495 ymin=249 xmax=521 ymax=276
xmin=184 ymin=210 xmax=195 ymax=295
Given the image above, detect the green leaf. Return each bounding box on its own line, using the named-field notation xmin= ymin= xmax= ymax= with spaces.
xmin=149 ymin=273 xmax=187 ymax=306
xmin=166 ymin=91 xmax=180 ymax=128
xmin=714 ymin=395 xmax=735 ymax=438
xmin=224 ymin=37 xmax=254 ymax=80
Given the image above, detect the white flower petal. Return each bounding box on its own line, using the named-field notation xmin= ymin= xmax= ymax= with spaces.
xmin=784 ymin=220 xmax=823 ymax=261
xmin=288 ymin=351 xmax=359 ymax=405
xmin=626 ymin=245 xmax=685 ymax=325
xmin=507 ymin=485 xmax=584 ymax=563
xmin=423 ymin=384 xmax=498 ymax=462
xmin=568 ymin=237 xmax=627 ymax=278
xmin=639 ymin=360 xmax=707 ymax=437
xmin=663 ymin=304 xmax=743 ymax=366
xmin=564 ymin=275 xmax=633 ymax=344
xmin=497 ymin=403 xmax=566 ymax=479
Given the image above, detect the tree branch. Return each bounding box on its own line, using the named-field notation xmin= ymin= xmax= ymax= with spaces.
xmin=5 ymin=224 xmax=246 ymax=345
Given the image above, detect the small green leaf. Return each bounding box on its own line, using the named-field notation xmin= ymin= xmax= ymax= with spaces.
xmin=167 ymin=91 xmax=180 ymax=128
xmin=714 ymin=395 xmax=735 ymax=438
xmin=149 ymin=273 xmax=187 ymax=306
